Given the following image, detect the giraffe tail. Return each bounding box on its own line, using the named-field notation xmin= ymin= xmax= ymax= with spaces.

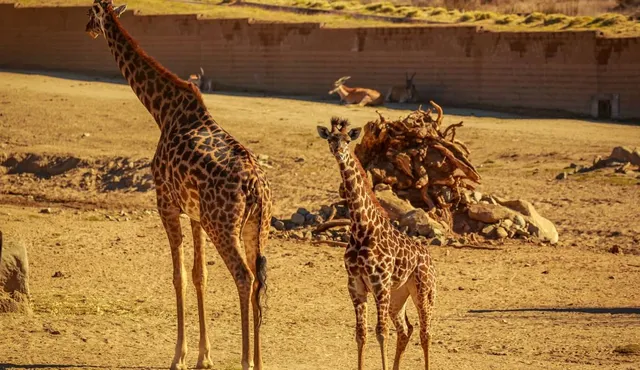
xmin=254 ymin=176 xmax=271 ymax=327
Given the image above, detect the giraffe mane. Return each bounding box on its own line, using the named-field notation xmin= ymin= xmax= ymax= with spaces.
xmin=105 ymin=4 xmax=205 ymax=106
xmin=330 ymin=116 xmax=350 ymax=134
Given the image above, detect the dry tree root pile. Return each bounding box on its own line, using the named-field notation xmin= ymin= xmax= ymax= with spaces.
xmin=354 ymin=101 xmax=481 ymax=227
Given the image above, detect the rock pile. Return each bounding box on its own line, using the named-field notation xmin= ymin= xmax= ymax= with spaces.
xmin=556 ymin=146 xmax=640 ymax=180
xmin=0 ymin=231 xmax=31 ymax=314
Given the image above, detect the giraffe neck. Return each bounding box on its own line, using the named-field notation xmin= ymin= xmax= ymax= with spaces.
xmin=336 ymin=149 xmax=384 ymax=225
xmin=101 ymin=9 xmax=204 ymax=131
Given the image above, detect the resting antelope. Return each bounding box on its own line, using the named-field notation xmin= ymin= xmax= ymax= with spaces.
xmin=329 ymin=76 xmax=384 ymax=107
xmin=386 ymin=72 xmax=420 ymax=103
xmin=188 ymin=67 xmax=214 ymax=92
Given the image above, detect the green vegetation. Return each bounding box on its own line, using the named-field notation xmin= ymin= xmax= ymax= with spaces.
xmin=8 ymin=0 xmax=640 ymax=35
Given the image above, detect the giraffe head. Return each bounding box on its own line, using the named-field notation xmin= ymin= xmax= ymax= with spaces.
xmin=317 ymin=117 xmax=362 ymax=161
xmin=85 ymin=0 xmax=127 ymax=39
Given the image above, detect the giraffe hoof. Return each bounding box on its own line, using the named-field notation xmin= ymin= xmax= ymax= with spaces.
xmin=196 ymin=358 xmax=213 ymax=369
xmin=170 ymin=362 xmax=188 ymax=370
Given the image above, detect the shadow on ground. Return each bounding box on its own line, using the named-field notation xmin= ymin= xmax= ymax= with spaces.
xmin=469 ymin=307 xmax=640 ymax=315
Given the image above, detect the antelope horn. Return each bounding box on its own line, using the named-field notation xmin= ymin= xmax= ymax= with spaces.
xmin=335 ymin=76 xmax=351 ymax=86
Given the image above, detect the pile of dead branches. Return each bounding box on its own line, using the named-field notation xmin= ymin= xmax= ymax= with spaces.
xmin=354 ymin=101 xmax=480 ymax=224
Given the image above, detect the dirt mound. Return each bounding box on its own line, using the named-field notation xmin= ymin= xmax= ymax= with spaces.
xmin=0 ymin=153 xmax=154 ymax=193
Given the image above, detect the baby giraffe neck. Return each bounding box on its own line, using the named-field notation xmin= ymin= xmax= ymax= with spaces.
xmin=336 ymin=150 xmax=381 ymax=225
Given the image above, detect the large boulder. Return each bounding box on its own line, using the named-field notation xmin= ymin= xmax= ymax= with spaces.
xmin=497 ymin=199 xmax=559 ymax=244
xmin=374 ymin=189 xmax=416 ymax=221
xmin=0 ymin=231 xmax=31 ymax=313
xmin=467 ymin=200 xmax=559 ymax=244
xmin=399 ymin=209 xmax=446 ymax=238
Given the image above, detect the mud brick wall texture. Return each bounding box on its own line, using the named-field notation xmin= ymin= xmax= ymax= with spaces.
xmin=0 ymin=4 xmax=638 ymax=118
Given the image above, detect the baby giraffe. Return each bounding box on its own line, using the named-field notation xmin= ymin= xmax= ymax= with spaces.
xmin=317 ymin=118 xmax=436 ymax=370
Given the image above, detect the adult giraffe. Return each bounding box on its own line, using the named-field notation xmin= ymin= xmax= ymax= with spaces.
xmin=85 ymin=2 xmax=271 ymax=369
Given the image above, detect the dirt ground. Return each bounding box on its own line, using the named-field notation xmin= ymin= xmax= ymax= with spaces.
xmin=0 ymin=70 xmax=639 ymax=370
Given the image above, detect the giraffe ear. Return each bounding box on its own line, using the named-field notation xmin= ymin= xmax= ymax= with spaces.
xmin=113 ymin=4 xmax=127 ymax=17
xmin=317 ymin=126 xmax=330 ymax=139
xmin=348 ymin=127 xmax=361 ymax=141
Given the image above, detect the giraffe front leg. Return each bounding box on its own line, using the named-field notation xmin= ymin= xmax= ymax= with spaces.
xmin=373 ymin=278 xmax=392 ymax=370
xmin=191 ymin=220 xmax=213 ymax=369
xmin=158 ymin=203 xmax=188 ymax=370
xmin=347 ymin=275 xmax=368 ymax=370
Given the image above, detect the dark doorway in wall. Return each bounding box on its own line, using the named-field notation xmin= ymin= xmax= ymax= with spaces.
xmin=598 ymin=99 xmax=612 ymax=119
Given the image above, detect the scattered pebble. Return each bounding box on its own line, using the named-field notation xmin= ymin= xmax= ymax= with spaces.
xmin=52 ymin=271 xmax=65 ymax=278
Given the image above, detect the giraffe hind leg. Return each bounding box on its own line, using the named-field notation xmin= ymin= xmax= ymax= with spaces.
xmin=409 ymin=267 xmax=436 ymax=370
xmin=390 ymin=285 xmax=412 ymax=370
xmin=201 ymin=213 xmax=255 ymax=370
xmin=190 ymin=220 xmax=213 ymax=369
xmin=242 ymin=212 xmax=268 ymax=370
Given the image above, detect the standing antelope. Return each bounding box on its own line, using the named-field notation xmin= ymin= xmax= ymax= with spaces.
xmin=386 ymin=72 xmax=420 ymax=104
xmin=188 ymin=67 xmax=214 ymax=93
xmin=329 ymin=76 xmax=384 ymax=107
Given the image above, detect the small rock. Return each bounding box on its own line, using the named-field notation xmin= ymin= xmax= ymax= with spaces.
xmin=294 ymin=156 xmax=305 ymax=163
xmin=472 ymin=191 xmax=483 ymax=203
xmin=524 ymin=263 xmax=531 ymax=267
xmin=305 ymin=213 xmax=322 ymax=225
xmin=290 ymin=231 xmax=305 ymax=240
xmin=340 ymin=233 xmax=350 ymax=242
xmin=457 ymin=286 xmax=465 ymax=291
xmin=81 ymin=132 xmax=91 ymax=138
xmin=514 ymin=214 xmax=526 ymax=227
xmin=207 ymin=261 xmax=215 ymax=266
xmin=291 ymin=213 xmax=306 ymax=226
xmin=304 ymin=261 xmax=315 ymax=268
xmin=272 ymin=220 xmax=285 ymax=231
xmin=430 ymin=237 xmax=445 ymax=246
xmin=40 ymin=208 xmax=53 ymax=214
xmin=319 ymin=205 xmax=333 ymax=218
xmin=609 ymin=275 xmax=615 ymax=280
xmin=257 ymin=154 xmax=269 ymax=161
xmin=541 ymin=270 xmax=549 ymax=274
xmin=495 ymin=227 xmax=508 ymax=239
xmin=316 ymin=235 xmax=327 ymax=241
xmin=556 ymin=172 xmax=568 ymax=180
xmin=501 ymin=219 xmax=513 ymax=229
xmin=609 ymin=245 xmax=623 ymax=254
xmin=52 ymin=271 xmax=65 ymax=278
xmin=296 ymin=208 xmax=310 ymax=216
xmin=481 ymin=224 xmax=497 ymax=237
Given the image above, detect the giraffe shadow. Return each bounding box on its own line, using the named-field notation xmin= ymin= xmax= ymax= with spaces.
xmin=0 ymin=364 xmax=165 ymax=369
xmin=468 ymin=307 xmax=640 ymax=315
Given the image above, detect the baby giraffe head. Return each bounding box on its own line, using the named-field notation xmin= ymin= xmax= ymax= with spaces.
xmin=85 ymin=0 xmax=127 ymax=39
xmin=317 ymin=117 xmax=362 ymax=161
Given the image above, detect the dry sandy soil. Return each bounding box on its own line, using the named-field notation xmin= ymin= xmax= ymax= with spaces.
xmin=0 ymin=70 xmax=639 ymax=370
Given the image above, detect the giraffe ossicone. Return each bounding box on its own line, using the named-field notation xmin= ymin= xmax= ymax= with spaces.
xmin=85 ymin=2 xmax=272 ymax=370
xmin=318 ymin=117 xmax=437 ymax=370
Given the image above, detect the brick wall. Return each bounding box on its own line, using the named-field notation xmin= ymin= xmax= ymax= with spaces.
xmin=0 ymin=3 xmax=638 ymax=118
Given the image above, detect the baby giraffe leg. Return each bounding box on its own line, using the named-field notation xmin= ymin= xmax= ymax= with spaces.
xmin=390 ymin=287 xmax=412 ymax=370
xmin=348 ymin=276 xmax=368 ymax=370
xmin=373 ymin=281 xmax=392 ymax=370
